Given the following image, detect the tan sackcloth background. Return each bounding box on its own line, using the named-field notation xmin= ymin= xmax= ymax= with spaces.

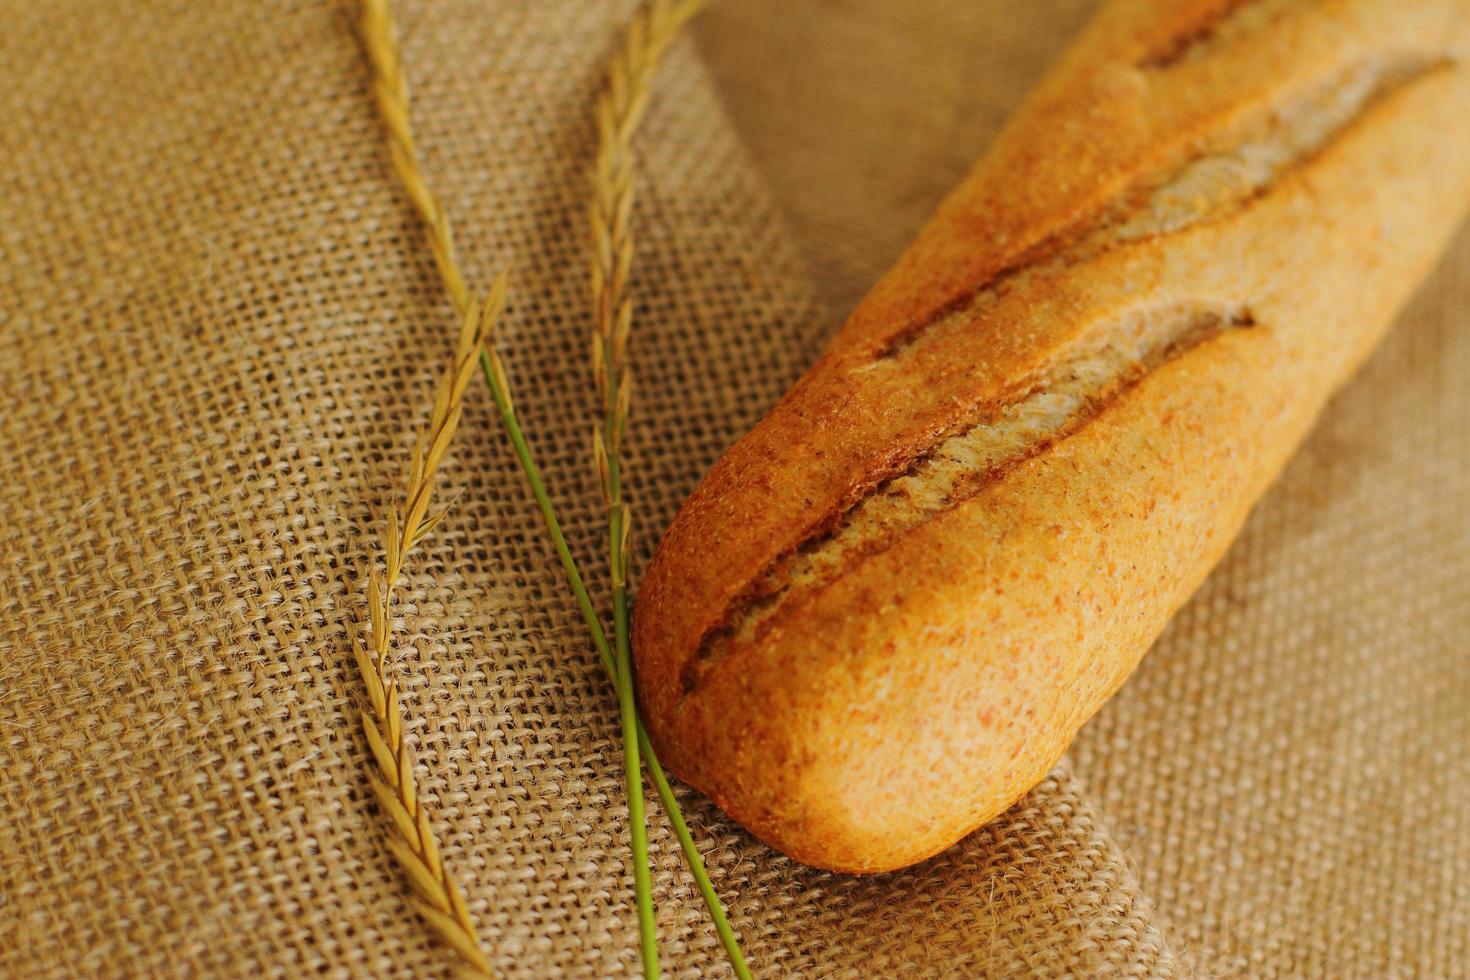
xmin=1 ymin=0 xmax=1464 ymax=977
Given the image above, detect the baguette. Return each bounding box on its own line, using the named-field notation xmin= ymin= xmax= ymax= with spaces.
xmin=633 ymin=0 xmax=1470 ymax=874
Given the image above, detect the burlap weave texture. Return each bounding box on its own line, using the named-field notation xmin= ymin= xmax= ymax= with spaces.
xmin=2 ymin=1 xmax=1465 ymax=977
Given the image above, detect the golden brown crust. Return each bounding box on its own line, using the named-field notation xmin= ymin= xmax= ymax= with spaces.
xmin=634 ymin=0 xmax=1470 ymax=873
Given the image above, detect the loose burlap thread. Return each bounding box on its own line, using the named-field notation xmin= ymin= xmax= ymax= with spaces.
xmin=2 ymin=1 xmax=1465 ymax=977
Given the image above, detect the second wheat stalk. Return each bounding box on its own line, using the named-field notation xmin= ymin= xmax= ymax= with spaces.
xmin=588 ymin=2 xmax=707 ymax=977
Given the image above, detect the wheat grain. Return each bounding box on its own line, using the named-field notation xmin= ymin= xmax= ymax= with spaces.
xmin=361 ymin=0 xmax=470 ymax=315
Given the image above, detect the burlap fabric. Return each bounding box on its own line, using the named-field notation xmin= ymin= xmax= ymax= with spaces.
xmin=2 ymin=1 xmax=1464 ymax=976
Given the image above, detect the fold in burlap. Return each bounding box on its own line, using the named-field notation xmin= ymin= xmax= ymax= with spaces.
xmin=2 ymin=1 xmax=1464 ymax=976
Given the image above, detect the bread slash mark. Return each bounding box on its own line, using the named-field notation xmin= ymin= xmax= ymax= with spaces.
xmin=681 ymin=49 xmax=1452 ymax=695
xmin=1137 ymin=0 xmax=1298 ymax=71
xmin=682 ymin=302 xmax=1256 ymax=693
xmin=875 ymin=50 xmax=1447 ymax=360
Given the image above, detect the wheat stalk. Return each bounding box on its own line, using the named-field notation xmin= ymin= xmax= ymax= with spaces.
xmin=361 ymin=0 xmax=470 ymax=315
xmin=355 ymin=1 xmax=496 ymax=974
xmin=359 ymin=0 xmax=749 ymax=976
xmin=590 ymin=0 xmax=705 ymax=456
xmin=351 ymin=284 xmax=503 ymax=979
xmin=588 ymin=2 xmax=707 ymax=977
xmin=360 ymin=0 xmax=521 ymax=426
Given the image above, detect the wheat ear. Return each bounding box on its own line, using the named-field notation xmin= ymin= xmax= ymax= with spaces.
xmin=359 ymin=0 xmax=519 ymax=412
xmin=590 ymin=0 xmax=705 ymax=532
xmin=360 ymin=0 xmax=469 ymax=314
xmin=351 ymin=284 xmax=503 ymax=979
xmin=356 ymin=1 xmax=498 ymax=974
xmin=588 ymin=2 xmax=707 ymax=977
xmin=360 ymin=0 xmax=749 ymax=976
xmin=584 ymin=10 xmax=751 ymax=973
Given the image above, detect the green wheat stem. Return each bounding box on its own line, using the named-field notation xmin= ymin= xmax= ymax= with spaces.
xmin=480 ymin=348 xmax=651 ymax=977
xmin=601 ymin=349 xmax=656 ymax=976
xmin=479 ymin=351 xmax=751 ymax=979
xmin=588 ymin=4 xmax=711 ymax=972
xmin=612 ymin=528 xmax=655 ymax=977
xmin=366 ymin=0 xmax=748 ymax=966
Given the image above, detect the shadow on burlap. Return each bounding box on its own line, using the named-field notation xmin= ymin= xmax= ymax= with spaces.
xmin=1 ymin=1 xmax=1463 ymax=976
